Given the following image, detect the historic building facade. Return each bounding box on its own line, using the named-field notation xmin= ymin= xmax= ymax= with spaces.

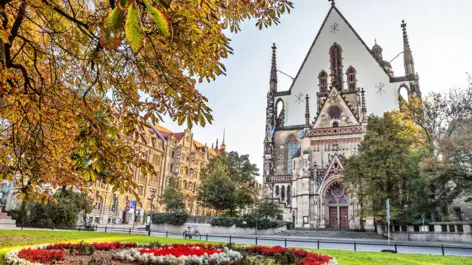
xmin=85 ymin=124 xmax=226 ymax=224
xmin=263 ymin=2 xmax=421 ymax=229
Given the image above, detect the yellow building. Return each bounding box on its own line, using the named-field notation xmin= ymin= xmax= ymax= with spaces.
xmin=84 ymin=123 xmax=225 ymax=225
xmin=86 ymin=123 xmax=167 ymax=225
xmin=154 ymin=125 xmax=225 ymax=216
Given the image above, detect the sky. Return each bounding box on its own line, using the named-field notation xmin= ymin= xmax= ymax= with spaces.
xmin=160 ymin=0 xmax=472 ymax=182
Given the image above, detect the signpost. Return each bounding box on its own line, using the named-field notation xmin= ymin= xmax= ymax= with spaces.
xmin=386 ymin=199 xmax=390 ymax=245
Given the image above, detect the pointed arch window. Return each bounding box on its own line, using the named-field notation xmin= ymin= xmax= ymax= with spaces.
xmin=318 ymin=71 xmax=328 ymax=92
xmin=281 ymin=186 xmax=285 ymax=200
xmin=346 ymin=66 xmax=357 ymax=90
xmin=275 ymin=186 xmax=280 ymax=196
xmin=286 ymin=136 xmax=299 ymax=175
xmin=329 ymin=43 xmax=343 ymax=89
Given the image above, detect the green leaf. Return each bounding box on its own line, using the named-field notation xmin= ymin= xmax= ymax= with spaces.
xmin=90 ymin=170 xmax=96 ymax=181
xmin=84 ymin=170 xmax=91 ymax=181
xmin=125 ymin=3 xmax=144 ymax=53
xmin=143 ymin=0 xmax=170 ymax=37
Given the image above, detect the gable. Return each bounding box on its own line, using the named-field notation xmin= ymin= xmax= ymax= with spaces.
xmin=275 ymin=5 xmax=399 ymax=127
xmin=313 ymin=89 xmax=360 ymax=128
xmin=317 ymin=154 xmax=344 ymax=193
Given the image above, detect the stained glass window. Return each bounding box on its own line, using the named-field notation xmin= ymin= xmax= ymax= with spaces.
xmin=287 ymin=137 xmax=299 ymax=175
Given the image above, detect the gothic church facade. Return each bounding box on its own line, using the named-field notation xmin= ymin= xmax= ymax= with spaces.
xmin=263 ymin=2 xmax=421 ymax=229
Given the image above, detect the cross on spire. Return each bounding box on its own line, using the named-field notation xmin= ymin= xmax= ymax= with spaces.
xmin=328 ymin=0 xmax=335 ymax=6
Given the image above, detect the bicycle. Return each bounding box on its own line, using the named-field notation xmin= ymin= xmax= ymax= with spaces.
xmin=183 ymin=226 xmax=201 ymax=239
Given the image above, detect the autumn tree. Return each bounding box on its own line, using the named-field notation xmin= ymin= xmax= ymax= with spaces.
xmin=343 ymin=114 xmax=429 ymax=224
xmin=418 ymin=76 xmax=472 ymax=218
xmin=0 ymin=0 xmax=293 ymax=201
xmin=197 ymin=151 xmax=259 ymax=216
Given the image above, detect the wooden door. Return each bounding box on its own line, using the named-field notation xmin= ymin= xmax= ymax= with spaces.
xmin=340 ymin=207 xmax=349 ymax=228
xmin=329 ymin=207 xmax=337 ymax=228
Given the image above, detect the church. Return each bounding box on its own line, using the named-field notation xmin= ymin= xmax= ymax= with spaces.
xmin=263 ymin=1 xmax=421 ymax=229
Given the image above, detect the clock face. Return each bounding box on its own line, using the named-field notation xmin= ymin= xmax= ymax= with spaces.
xmin=328 ymin=106 xmax=341 ymax=119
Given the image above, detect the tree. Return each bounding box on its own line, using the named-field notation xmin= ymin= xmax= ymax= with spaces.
xmin=0 ymin=0 xmax=293 ymax=201
xmin=161 ymin=177 xmax=185 ymax=213
xmin=406 ymin=75 xmax=472 ymax=220
xmin=343 ymin=114 xmax=429 ymax=223
xmin=197 ymin=151 xmax=258 ymax=216
xmin=253 ymin=198 xmax=282 ymax=220
xmin=12 ymin=188 xmax=92 ymax=229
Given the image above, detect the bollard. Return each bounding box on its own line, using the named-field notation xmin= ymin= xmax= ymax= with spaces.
xmin=166 ymin=231 xmax=168 ymax=238
xmin=206 ymin=234 xmax=208 ymax=241
xmin=394 ymin=243 xmax=397 ymax=253
xmin=284 ymin=238 xmax=287 ymax=247
xmin=105 ymin=226 xmax=107 ymax=233
xmin=255 ymin=237 xmax=258 ymax=245
xmin=229 ymin=235 xmax=232 ymax=244
xmin=129 ymin=228 xmax=131 ymax=234
xmin=317 ymin=240 xmax=320 ymax=249
xmin=79 ymin=226 xmax=81 ymax=232
xmin=441 ymin=244 xmax=445 ymax=256
xmin=354 ymin=241 xmax=356 ymax=251
xmin=148 ymin=228 xmax=151 ymax=236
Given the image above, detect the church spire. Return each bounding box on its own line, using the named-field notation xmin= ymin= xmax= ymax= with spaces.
xmin=401 ymin=20 xmax=415 ymax=78
xmin=270 ymin=43 xmax=278 ymax=92
xmin=305 ymin=94 xmax=310 ymax=126
xmin=220 ymin=128 xmax=226 ymax=151
xmin=215 ymin=138 xmax=219 ymax=150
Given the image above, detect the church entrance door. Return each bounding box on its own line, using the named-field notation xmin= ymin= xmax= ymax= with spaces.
xmin=329 ymin=207 xmax=337 ymax=227
xmin=340 ymin=207 xmax=349 ymax=228
xmin=326 ymin=183 xmax=349 ymax=229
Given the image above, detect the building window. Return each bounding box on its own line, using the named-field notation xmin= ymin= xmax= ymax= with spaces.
xmin=281 ymin=186 xmax=285 ymax=200
xmin=329 ymin=43 xmax=343 ymax=89
xmin=318 ymin=70 xmax=328 ymax=92
xmin=328 ymin=106 xmax=342 ymax=119
xmin=275 ymin=186 xmax=279 ymax=196
xmin=333 ymin=121 xmax=339 ymax=128
xmin=346 ymin=66 xmax=356 ymax=90
xmin=287 ymin=136 xmax=299 ymax=175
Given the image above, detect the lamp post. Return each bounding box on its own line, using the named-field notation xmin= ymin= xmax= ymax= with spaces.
xmin=404 ymin=204 xmax=409 ymax=241
xmin=148 ymin=188 xmax=157 ymax=233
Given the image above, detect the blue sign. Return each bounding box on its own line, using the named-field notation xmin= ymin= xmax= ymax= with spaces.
xmin=129 ymin=201 xmax=137 ymax=213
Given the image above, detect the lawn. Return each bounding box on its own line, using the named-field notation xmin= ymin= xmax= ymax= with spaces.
xmin=0 ymin=230 xmax=469 ymax=265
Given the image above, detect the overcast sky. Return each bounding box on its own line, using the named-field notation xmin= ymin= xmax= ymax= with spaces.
xmin=160 ymin=0 xmax=472 ymax=182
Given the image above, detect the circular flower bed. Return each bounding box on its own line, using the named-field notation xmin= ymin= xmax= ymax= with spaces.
xmin=4 ymin=242 xmax=338 ymax=265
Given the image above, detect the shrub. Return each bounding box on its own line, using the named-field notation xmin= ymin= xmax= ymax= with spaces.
xmin=151 ymin=211 xmax=189 ymax=226
xmin=211 ymin=217 xmax=235 ymax=227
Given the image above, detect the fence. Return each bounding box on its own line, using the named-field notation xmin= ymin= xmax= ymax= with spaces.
xmin=3 ymin=222 xmax=471 ymax=256
xmin=90 ymin=225 xmax=472 ymax=256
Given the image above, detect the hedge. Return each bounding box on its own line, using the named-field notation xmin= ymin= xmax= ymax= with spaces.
xmin=151 ymin=212 xmax=189 ymax=226
xmin=211 ymin=216 xmax=279 ymax=230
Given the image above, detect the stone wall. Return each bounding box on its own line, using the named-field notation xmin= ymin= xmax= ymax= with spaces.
xmin=151 ymin=222 xmax=287 ymax=236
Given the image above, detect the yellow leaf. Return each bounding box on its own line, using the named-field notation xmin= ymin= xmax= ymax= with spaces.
xmin=125 ymin=3 xmax=144 ymax=53
xmin=143 ymin=0 xmax=170 ymax=37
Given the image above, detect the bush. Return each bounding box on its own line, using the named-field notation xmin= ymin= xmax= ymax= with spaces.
xmin=151 ymin=211 xmax=189 ymax=226
xmin=211 ymin=217 xmax=234 ymax=227
xmin=211 ymin=216 xmax=280 ymax=230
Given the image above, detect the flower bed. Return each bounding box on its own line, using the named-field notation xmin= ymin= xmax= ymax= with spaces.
xmin=4 ymin=242 xmax=337 ymax=265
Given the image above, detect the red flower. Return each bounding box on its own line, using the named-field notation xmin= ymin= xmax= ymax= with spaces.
xmin=140 ymin=245 xmax=223 ymax=257
xmin=18 ymin=249 xmax=65 ymax=263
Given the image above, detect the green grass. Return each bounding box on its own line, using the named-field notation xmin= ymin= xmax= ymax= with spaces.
xmin=0 ymin=230 xmax=470 ymax=265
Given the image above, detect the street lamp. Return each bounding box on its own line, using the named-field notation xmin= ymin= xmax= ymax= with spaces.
xmin=404 ymin=204 xmax=409 ymax=241
xmin=148 ymin=188 xmax=157 ymax=234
